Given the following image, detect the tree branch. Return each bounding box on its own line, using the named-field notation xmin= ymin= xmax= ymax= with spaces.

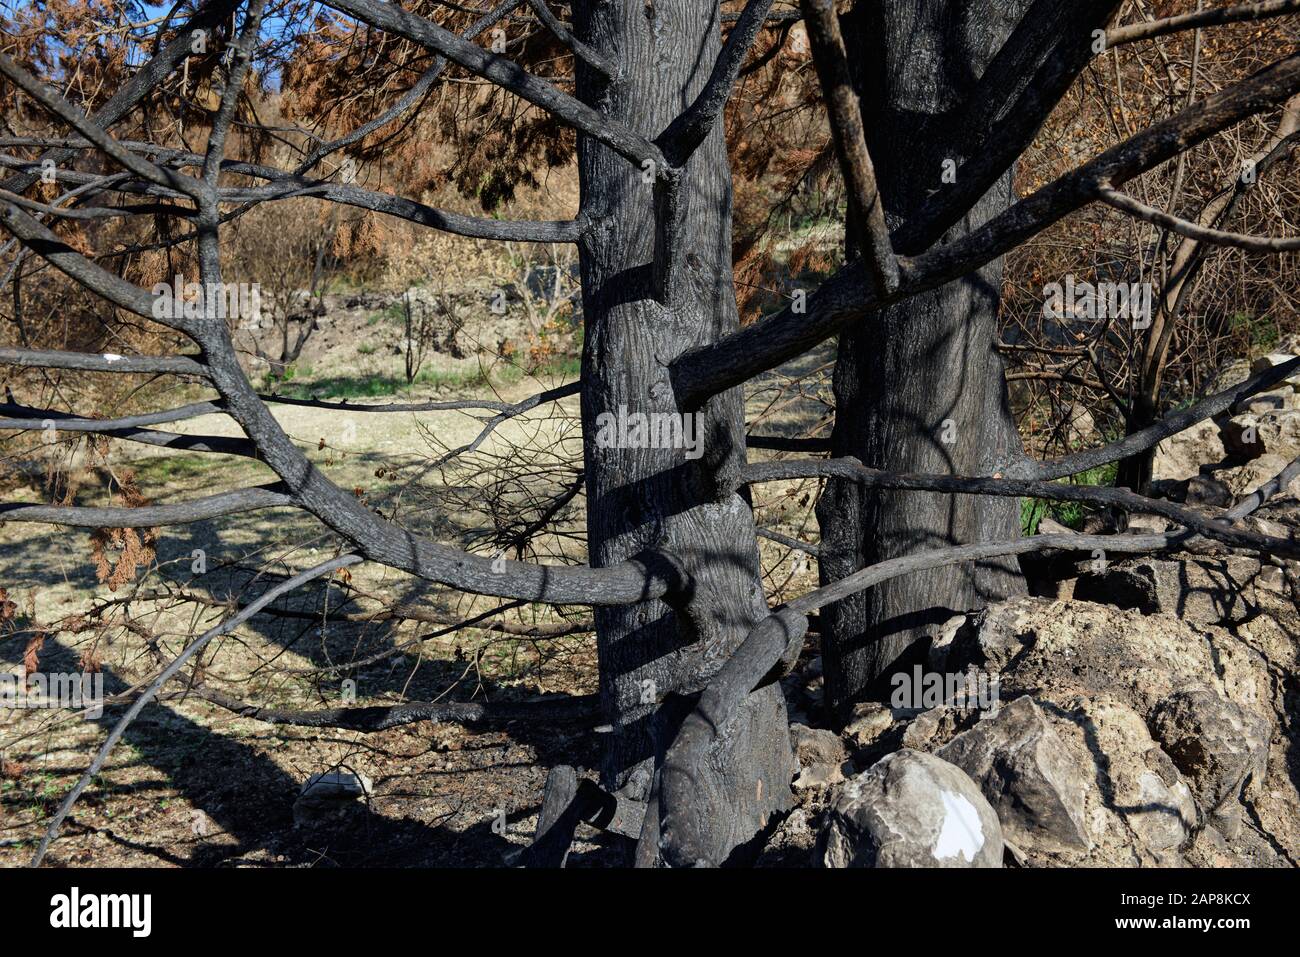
xmin=323 ymin=0 xmax=666 ymax=171
xmin=742 ymin=458 xmax=1300 ymax=558
xmin=0 ymin=400 xmax=257 ymax=457
xmin=893 ymin=0 xmax=1123 ymax=254
xmin=0 ymin=0 xmax=240 ymax=195
xmin=1107 ymin=0 xmax=1300 ymax=47
xmin=1038 ymin=355 xmax=1300 ymax=479
xmin=30 ymin=553 xmax=364 ymax=866
xmin=189 ymin=685 xmax=600 ymax=731
xmin=669 ymin=51 xmax=1300 ymax=407
xmin=526 ymin=0 xmax=617 ymax=77
xmin=799 ymin=0 xmax=897 ymax=292
xmin=1097 ymin=181 xmax=1300 ymax=251
xmin=656 ymin=0 xmax=776 ymax=166
xmin=0 ymin=53 xmax=206 ymax=202
xmin=0 ymin=347 xmax=207 ymax=376
xmin=0 ymin=485 xmax=293 ymax=527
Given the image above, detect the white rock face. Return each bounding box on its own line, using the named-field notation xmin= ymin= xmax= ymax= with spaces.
xmin=933 ymin=791 xmax=985 ymax=863
xmin=293 ymin=769 xmax=373 ymax=827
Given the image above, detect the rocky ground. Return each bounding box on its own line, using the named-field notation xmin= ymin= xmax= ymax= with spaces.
xmin=1153 ymin=337 xmax=1300 ymax=499
xmin=771 ymin=565 xmax=1300 ymax=867
xmin=764 ymin=341 xmax=1300 ymax=867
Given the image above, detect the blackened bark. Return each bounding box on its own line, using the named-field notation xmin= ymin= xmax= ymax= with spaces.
xmin=1116 ymin=395 xmax=1159 ymax=496
xmin=817 ymin=1 xmax=1031 ymax=720
xmin=571 ymin=0 xmax=793 ymax=864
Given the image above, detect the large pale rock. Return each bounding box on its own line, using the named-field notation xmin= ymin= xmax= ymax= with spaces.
xmin=909 ymin=695 xmax=1202 ymax=865
xmin=936 ymin=696 xmax=1089 ymax=852
xmin=1217 ymin=410 xmax=1300 ymax=486
xmin=1057 ymin=695 xmax=1198 ymax=860
xmin=1250 ymin=352 xmax=1300 ymax=391
xmin=1150 ymin=687 xmax=1270 ymax=829
xmin=949 ymin=597 xmax=1269 ymax=719
xmin=936 ymin=597 xmax=1284 ymax=865
xmin=1151 ymin=351 xmax=1300 ymax=487
xmin=1153 ymin=418 xmax=1222 ymax=482
xmin=1222 ymin=451 xmax=1300 ymax=497
xmin=818 ymin=749 xmax=1002 ymax=868
xmin=1240 ymin=388 xmax=1293 ymax=415
xmin=1072 ymin=556 xmax=1267 ymax=628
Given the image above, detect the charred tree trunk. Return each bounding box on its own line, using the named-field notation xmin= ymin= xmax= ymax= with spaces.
xmin=572 ymin=0 xmax=794 ymax=865
xmin=1116 ymin=395 xmax=1159 ymax=495
xmin=816 ymin=1 xmax=1031 ymax=720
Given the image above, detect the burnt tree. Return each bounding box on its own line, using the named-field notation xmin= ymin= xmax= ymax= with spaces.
xmin=2 ymin=0 xmax=1299 ymax=868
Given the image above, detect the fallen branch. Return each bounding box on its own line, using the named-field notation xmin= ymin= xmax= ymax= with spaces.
xmin=0 ymin=347 xmax=206 ymax=376
xmin=189 ymin=685 xmax=599 ymax=732
xmin=741 ymin=458 xmax=1300 ymax=558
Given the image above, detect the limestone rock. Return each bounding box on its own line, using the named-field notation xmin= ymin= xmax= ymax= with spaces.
xmin=294 ymin=769 xmax=373 ymax=827
xmin=790 ymin=724 xmax=848 ymax=790
xmin=1072 ymin=556 xmax=1268 ymax=629
xmin=936 ymin=696 xmax=1089 ymax=851
xmin=1250 ymin=352 xmax=1300 ymax=391
xmin=1149 ymin=687 xmax=1269 ymax=823
xmin=756 ymin=807 xmax=819 ymax=867
xmin=1064 ymin=696 xmax=1198 ymax=858
xmin=843 ymin=701 xmax=895 ymax=751
xmin=949 ymin=597 xmax=1269 ymax=719
xmin=1153 ymin=418 xmax=1223 ymax=482
xmin=1220 ymin=415 xmax=1267 ymax=460
xmin=818 ymin=749 xmax=1003 ymax=868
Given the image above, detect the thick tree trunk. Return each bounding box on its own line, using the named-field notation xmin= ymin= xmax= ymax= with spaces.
xmin=816 ymin=1 xmax=1030 ymax=720
xmin=572 ymin=0 xmax=793 ymax=865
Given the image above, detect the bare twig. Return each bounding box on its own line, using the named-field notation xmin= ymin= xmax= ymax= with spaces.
xmin=30 ymin=554 xmax=364 ymax=866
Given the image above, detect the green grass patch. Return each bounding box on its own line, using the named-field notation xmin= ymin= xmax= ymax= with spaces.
xmin=1020 ymin=462 xmax=1118 ymax=535
xmin=532 ymin=353 xmax=582 ymax=379
xmin=272 ymin=366 xmax=493 ymax=400
xmin=1231 ymin=311 xmax=1280 ymax=354
xmin=365 ymin=302 xmax=408 ymax=327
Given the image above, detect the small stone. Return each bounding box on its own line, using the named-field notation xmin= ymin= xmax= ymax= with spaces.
xmin=901 ymin=707 xmax=946 ymax=750
xmin=1219 ymin=416 xmax=1266 ymax=460
xmin=790 ymin=724 xmax=848 ymax=790
xmin=293 ymin=770 xmax=373 ymax=827
xmin=1184 ymin=474 xmax=1232 ymax=507
xmin=843 ymin=701 xmax=894 ymax=750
